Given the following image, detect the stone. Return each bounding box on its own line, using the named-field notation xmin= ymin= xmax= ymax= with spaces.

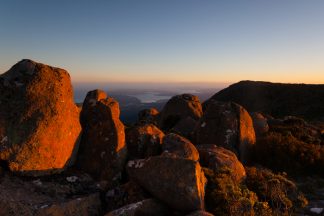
xmin=162 ymin=133 xmax=199 ymax=161
xmin=0 ymin=59 xmax=81 ymax=175
xmin=105 ymin=181 xmax=149 ymax=212
xmin=105 ymin=199 xmax=169 ymax=216
xmin=0 ymin=174 xmax=102 ymax=216
xmin=197 ymin=144 xmax=246 ymax=183
xmin=251 ymin=112 xmax=269 ymax=137
xmin=138 ymin=108 xmax=159 ymax=125
xmin=77 ymin=90 xmax=127 ymax=183
xmin=194 ymin=100 xmax=256 ymax=163
xmin=126 ymin=124 xmax=164 ymax=159
xmin=159 ymin=94 xmax=203 ymax=131
xmin=171 ymin=116 xmax=198 ymax=139
xmin=127 ymin=155 xmax=206 ymax=211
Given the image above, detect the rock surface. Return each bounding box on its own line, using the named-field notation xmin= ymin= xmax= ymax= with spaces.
xmin=194 ymin=100 xmax=256 ymax=162
xmin=162 ymin=133 xmax=199 ymax=161
xmin=77 ymin=89 xmax=127 ymax=182
xmin=171 ymin=116 xmax=198 ymax=139
xmin=0 ymin=174 xmax=101 ymax=216
xmin=105 ymin=199 xmax=169 ymax=216
xmin=159 ymin=94 xmax=203 ymax=131
xmin=127 ymin=155 xmax=207 ymax=211
xmin=197 ymin=144 xmax=246 ymax=183
xmin=251 ymin=112 xmax=269 ymax=137
xmin=138 ymin=108 xmax=159 ymax=125
xmin=186 ymin=210 xmax=215 ymax=216
xmin=0 ymin=59 xmax=81 ymax=175
xmin=126 ymin=124 xmax=164 ymax=159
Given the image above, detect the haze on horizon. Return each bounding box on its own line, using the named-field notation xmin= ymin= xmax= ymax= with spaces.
xmin=1 ymin=0 xmax=324 ymax=85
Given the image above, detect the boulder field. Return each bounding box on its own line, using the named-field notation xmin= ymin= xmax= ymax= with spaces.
xmin=0 ymin=60 xmax=318 ymax=215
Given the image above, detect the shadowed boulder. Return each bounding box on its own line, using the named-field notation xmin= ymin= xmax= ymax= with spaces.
xmin=138 ymin=108 xmax=159 ymax=125
xmin=194 ymin=100 xmax=256 ymax=163
xmin=0 ymin=59 xmax=81 ymax=176
xmin=77 ymin=90 xmax=127 ymax=183
xmin=251 ymin=112 xmax=269 ymax=137
xmin=197 ymin=144 xmax=246 ymax=183
xmin=162 ymin=133 xmax=199 ymax=161
xmin=186 ymin=210 xmax=215 ymax=216
xmin=126 ymin=124 xmax=164 ymax=160
xmin=159 ymin=94 xmax=203 ymax=131
xmin=127 ymin=155 xmax=206 ymax=211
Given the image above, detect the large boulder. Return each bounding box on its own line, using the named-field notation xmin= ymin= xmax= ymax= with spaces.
xmin=194 ymin=100 xmax=256 ymax=163
xmin=105 ymin=199 xmax=169 ymax=216
xmin=251 ymin=112 xmax=269 ymax=137
xmin=77 ymin=90 xmax=127 ymax=183
xmin=197 ymin=144 xmax=246 ymax=183
xmin=126 ymin=124 xmax=164 ymax=159
xmin=0 ymin=174 xmax=102 ymax=216
xmin=171 ymin=116 xmax=198 ymax=139
xmin=162 ymin=133 xmax=199 ymax=161
xmin=0 ymin=59 xmax=81 ymax=175
xmin=159 ymin=94 xmax=203 ymax=131
xmin=127 ymin=155 xmax=206 ymax=211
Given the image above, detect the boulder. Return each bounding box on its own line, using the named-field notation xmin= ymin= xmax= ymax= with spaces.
xmin=0 ymin=175 xmax=102 ymax=216
xmin=77 ymin=90 xmax=127 ymax=183
xmin=105 ymin=199 xmax=169 ymax=216
xmin=162 ymin=133 xmax=199 ymax=161
xmin=126 ymin=124 xmax=164 ymax=159
xmin=197 ymin=145 xmax=246 ymax=183
xmin=105 ymin=181 xmax=149 ymax=212
xmin=159 ymin=94 xmax=203 ymax=131
xmin=127 ymin=155 xmax=206 ymax=211
xmin=251 ymin=112 xmax=269 ymax=137
xmin=0 ymin=59 xmax=81 ymax=175
xmin=138 ymin=108 xmax=159 ymax=125
xmin=171 ymin=116 xmax=198 ymax=139
xmin=194 ymin=100 xmax=256 ymax=163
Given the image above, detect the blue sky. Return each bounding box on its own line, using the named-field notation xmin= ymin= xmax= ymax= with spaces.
xmin=1 ymin=0 xmax=324 ymax=85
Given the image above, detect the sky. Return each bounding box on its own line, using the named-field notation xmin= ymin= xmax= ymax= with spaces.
xmin=0 ymin=0 xmax=324 ymax=86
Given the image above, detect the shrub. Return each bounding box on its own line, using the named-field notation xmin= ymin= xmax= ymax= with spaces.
xmin=245 ymin=167 xmax=308 ymax=215
xmin=203 ymin=168 xmax=272 ymax=216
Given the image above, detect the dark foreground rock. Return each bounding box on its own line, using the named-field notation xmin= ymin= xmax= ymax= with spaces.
xmin=138 ymin=108 xmax=159 ymax=125
xmin=159 ymin=94 xmax=203 ymax=131
xmin=194 ymin=100 xmax=256 ymax=163
xmin=105 ymin=199 xmax=169 ymax=216
xmin=127 ymin=155 xmax=206 ymax=211
xmin=186 ymin=210 xmax=215 ymax=216
xmin=77 ymin=90 xmax=127 ymax=183
xmin=126 ymin=124 xmax=164 ymax=159
xmin=0 ymin=59 xmax=81 ymax=176
xmin=0 ymin=174 xmax=102 ymax=216
xmin=197 ymin=145 xmax=246 ymax=183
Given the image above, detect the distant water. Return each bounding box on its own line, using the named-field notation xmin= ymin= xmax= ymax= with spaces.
xmin=128 ymin=92 xmax=171 ymax=103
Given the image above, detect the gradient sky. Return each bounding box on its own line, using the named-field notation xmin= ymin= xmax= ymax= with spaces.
xmin=1 ymin=0 xmax=324 ymax=85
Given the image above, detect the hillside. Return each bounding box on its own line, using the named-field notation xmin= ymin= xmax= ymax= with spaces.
xmin=205 ymin=80 xmax=324 ymax=121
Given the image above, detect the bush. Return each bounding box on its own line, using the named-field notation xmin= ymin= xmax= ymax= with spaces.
xmin=203 ymin=168 xmax=272 ymax=216
xmin=253 ymin=132 xmax=324 ymax=175
xmin=245 ymin=167 xmax=308 ymax=215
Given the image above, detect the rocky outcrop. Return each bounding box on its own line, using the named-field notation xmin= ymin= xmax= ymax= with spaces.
xmin=77 ymin=90 xmax=127 ymax=183
xmin=205 ymin=80 xmax=324 ymax=121
xmin=127 ymin=155 xmax=206 ymax=211
xmin=0 ymin=174 xmax=102 ymax=216
xmin=159 ymin=94 xmax=203 ymax=131
xmin=194 ymin=100 xmax=256 ymax=163
xmin=0 ymin=59 xmax=81 ymax=175
xmin=126 ymin=124 xmax=164 ymax=159
xmin=138 ymin=108 xmax=159 ymax=125
xmin=105 ymin=199 xmax=169 ymax=216
xmin=162 ymin=133 xmax=199 ymax=161
xmin=197 ymin=145 xmax=246 ymax=183
xmin=186 ymin=210 xmax=215 ymax=216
